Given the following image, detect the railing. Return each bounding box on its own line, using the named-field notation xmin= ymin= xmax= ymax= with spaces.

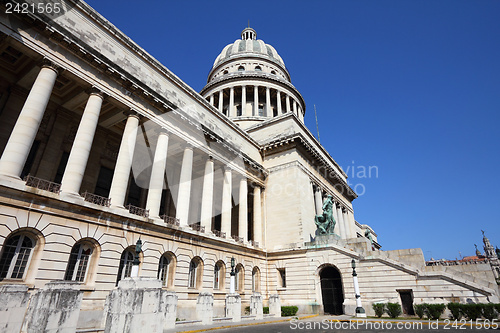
xmin=81 ymin=191 xmax=111 ymax=207
xmin=232 ymin=235 xmax=244 ymax=244
xmin=126 ymin=204 xmax=149 ymax=218
xmin=24 ymin=175 xmax=60 ymax=194
xmin=161 ymin=215 xmax=180 ymax=226
xmin=212 ymin=230 xmax=226 ymax=238
xmin=190 ymin=224 xmax=205 ymax=233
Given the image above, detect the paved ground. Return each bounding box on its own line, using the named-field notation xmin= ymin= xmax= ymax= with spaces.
xmin=167 ymin=315 xmax=498 ymax=333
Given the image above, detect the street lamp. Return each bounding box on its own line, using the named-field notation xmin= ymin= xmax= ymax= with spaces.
xmin=230 ymin=257 xmax=236 ymax=294
xmin=351 ymin=259 xmax=366 ymax=318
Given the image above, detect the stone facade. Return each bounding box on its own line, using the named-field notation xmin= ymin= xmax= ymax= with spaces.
xmin=0 ymin=1 xmax=498 ymax=331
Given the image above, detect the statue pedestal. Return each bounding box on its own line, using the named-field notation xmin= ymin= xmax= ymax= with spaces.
xmin=305 ymin=234 xmax=342 ymax=248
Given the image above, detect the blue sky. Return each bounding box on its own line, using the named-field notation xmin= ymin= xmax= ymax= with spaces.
xmin=84 ymin=0 xmax=500 ymax=260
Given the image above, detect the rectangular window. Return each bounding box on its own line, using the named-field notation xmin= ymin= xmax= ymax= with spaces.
xmin=21 ymin=140 xmax=40 ymax=179
xmin=278 ymin=268 xmax=286 ymax=288
xmin=54 ymin=151 xmax=70 ymax=184
xmin=95 ymin=166 xmax=114 ymax=198
xmin=126 ymin=176 xmax=142 ymax=207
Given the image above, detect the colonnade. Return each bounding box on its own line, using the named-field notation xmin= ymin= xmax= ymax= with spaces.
xmin=0 ymin=62 xmax=264 ymax=246
xmin=313 ymin=185 xmax=357 ymax=239
xmin=206 ymin=85 xmax=303 ymax=119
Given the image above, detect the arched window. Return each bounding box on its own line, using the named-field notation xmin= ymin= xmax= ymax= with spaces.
xmin=238 ymin=66 xmax=245 ymax=71
xmin=158 ymin=252 xmax=176 ymax=288
xmin=255 ymin=66 xmax=262 ymax=71
xmin=252 ymin=266 xmax=261 ymax=292
xmin=188 ymin=256 xmax=203 ymax=289
xmin=213 ymin=260 xmax=225 ymax=290
xmin=64 ymin=241 xmax=94 ymax=282
xmin=0 ymin=233 xmax=36 ymax=280
xmin=235 ymin=263 xmax=244 ymax=292
xmin=116 ymin=248 xmax=135 ymax=286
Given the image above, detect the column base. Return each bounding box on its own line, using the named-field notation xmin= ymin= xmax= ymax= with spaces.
xmin=0 ymin=174 xmax=25 ymax=190
xmin=59 ymin=191 xmax=85 ymax=204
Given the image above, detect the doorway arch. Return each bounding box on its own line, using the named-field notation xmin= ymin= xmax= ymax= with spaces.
xmin=319 ymin=265 xmax=344 ymax=315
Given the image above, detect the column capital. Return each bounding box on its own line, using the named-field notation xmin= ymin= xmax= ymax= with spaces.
xmin=154 ymin=127 xmax=169 ymax=136
xmin=41 ymin=58 xmax=63 ymax=75
xmin=184 ymin=143 xmax=194 ymax=150
xmin=124 ymin=109 xmax=141 ymax=119
xmin=88 ymin=86 xmax=105 ymax=99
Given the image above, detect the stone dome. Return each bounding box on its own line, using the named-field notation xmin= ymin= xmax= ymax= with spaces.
xmin=212 ymin=28 xmax=286 ymax=70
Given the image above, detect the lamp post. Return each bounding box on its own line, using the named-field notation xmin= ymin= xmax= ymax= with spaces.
xmin=230 ymin=257 xmax=236 ymax=294
xmin=351 ymin=259 xmax=366 ymax=317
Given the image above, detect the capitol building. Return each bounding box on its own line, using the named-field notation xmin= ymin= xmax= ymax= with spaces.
xmin=0 ymin=1 xmax=498 ymax=330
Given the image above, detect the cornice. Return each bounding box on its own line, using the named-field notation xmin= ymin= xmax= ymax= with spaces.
xmin=8 ymin=0 xmax=262 ymax=151
xmin=262 ymin=133 xmax=357 ymax=201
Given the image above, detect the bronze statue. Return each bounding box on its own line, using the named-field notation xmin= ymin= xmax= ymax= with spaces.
xmin=315 ymin=195 xmax=336 ymax=235
xmin=365 ymin=229 xmax=375 ymax=250
xmin=133 ymin=238 xmax=142 ymax=265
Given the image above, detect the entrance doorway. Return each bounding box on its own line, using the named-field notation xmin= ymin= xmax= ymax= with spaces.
xmin=320 ymin=266 xmax=344 ymax=315
xmin=398 ymin=290 xmax=415 ymax=315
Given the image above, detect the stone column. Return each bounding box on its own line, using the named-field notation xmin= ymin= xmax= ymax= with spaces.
xmin=60 ymin=89 xmax=104 ymax=196
xmin=254 ymin=85 xmax=259 ymax=116
xmin=109 ymin=111 xmax=140 ymax=207
xmin=238 ymin=177 xmax=248 ymax=242
xmin=0 ymin=284 xmax=30 ymax=333
xmin=265 ymin=86 xmax=271 ymax=117
xmin=331 ymin=200 xmax=341 ymax=236
xmin=250 ymin=292 xmax=263 ymax=319
xmin=0 ymin=63 xmax=58 ymax=179
xmin=225 ymin=294 xmax=241 ymax=322
xmin=209 ymin=94 xmax=214 ymax=106
xmin=25 ymin=281 xmax=83 ymax=333
xmin=336 ymin=203 xmax=346 ymax=239
xmin=221 ymin=167 xmax=232 ymax=237
xmin=293 ymin=100 xmax=298 ymax=116
xmin=218 ymin=90 xmax=223 ymax=113
xmin=314 ymin=186 xmax=323 ymax=216
xmin=277 ymin=90 xmax=282 ymax=114
xmin=200 ymin=157 xmax=214 ymax=232
xmin=145 ymin=130 xmax=169 ymax=218
xmin=345 ymin=210 xmax=356 ymax=239
xmin=286 ymin=95 xmax=291 ymax=113
xmin=176 ymin=145 xmax=193 ymax=226
xmin=253 ymin=185 xmax=262 ymax=245
xmin=241 ymin=85 xmax=246 ymax=116
xmin=196 ymin=292 xmax=214 ymax=325
xmin=269 ymin=294 xmax=281 ymax=318
xmin=229 ymin=87 xmax=234 ymax=117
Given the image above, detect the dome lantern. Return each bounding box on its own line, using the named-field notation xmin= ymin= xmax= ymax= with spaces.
xmin=241 ymin=27 xmax=257 ymax=40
